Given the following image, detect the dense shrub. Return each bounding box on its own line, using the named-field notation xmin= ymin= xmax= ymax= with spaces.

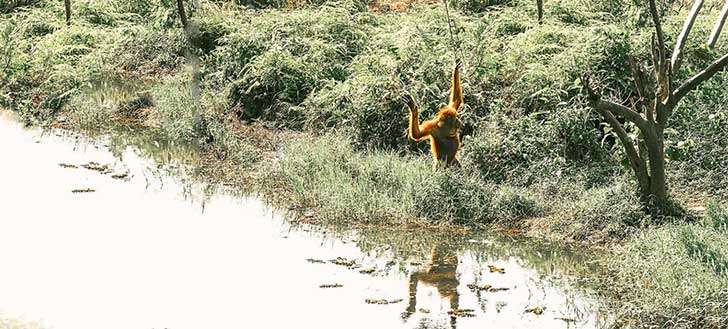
xmin=105 ymin=27 xmax=186 ymax=76
xmin=207 ymin=4 xmax=369 ymax=123
xmin=0 ymin=0 xmax=42 ymax=13
xmin=461 ymin=107 xmax=614 ymax=186
xmin=548 ymin=180 xmax=646 ymax=243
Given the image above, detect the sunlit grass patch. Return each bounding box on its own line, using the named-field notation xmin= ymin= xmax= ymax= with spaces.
xmin=261 ymin=134 xmax=543 ymax=226
xmin=606 ymin=201 xmax=728 ymax=328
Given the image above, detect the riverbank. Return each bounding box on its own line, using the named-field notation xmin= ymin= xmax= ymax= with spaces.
xmin=2 ymin=0 xmax=728 ymax=326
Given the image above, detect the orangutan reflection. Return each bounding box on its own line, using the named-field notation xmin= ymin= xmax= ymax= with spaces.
xmin=402 ymin=244 xmax=460 ymax=329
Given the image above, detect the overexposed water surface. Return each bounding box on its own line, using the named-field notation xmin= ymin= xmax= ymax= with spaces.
xmin=0 ymin=111 xmax=611 ymax=329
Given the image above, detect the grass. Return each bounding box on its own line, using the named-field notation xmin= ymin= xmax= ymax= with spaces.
xmin=260 ymin=133 xmax=543 ymax=226
xmin=605 ymin=201 xmax=728 ymax=328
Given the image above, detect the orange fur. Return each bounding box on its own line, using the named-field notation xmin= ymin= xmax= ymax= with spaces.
xmin=405 ymin=61 xmax=464 ymax=170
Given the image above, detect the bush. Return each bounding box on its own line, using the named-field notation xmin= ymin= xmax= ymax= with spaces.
xmin=0 ymin=0 xmax=41 ymax=13
xmin=104 ymin=27 xmax=186 ymax=77
xmin=448 ymin=0 xmax=513 ymax=14
xmin=461 ymin=108 xmax=613 ymax=186
xmin=667 ymin=74 xmax=728 ymax=200
xmin=209 ymin=4 xmax=369 ymax=123
xmin=300 ymin=5 xmax=475 ymax=148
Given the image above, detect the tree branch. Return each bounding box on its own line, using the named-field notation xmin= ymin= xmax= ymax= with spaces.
xmin=65 ymin=0 xmax=71 ymax=25
xmin=176 ymin=0 xmax=188 ymax=29
xmin=708 ymin=0 xmax=728 ymax=49
xmin=649 ymin=0 xmax=666 ymax=54
xmin=599 ymin=99 xmax=648 ymax=128
xmin=583 ymin=74 xmax=649 ymax=191
xmin=595 ymin=105 xmax=645 ymax=176
xmin=673 ymin=52 xmax=728 ymax=102
xmin=672 ymin=0 xmax=704 ymax=73
xmin=629 ymin=56 xmax=653 ymax=122
xmin=583 ymin=74 xmax=648 ymax=128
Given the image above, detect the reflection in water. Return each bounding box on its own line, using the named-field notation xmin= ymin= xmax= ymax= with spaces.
xmin=0 ymin=110 xmax=612 ymax=329
xmin=404 ymin=245 xmax=460 ymax=329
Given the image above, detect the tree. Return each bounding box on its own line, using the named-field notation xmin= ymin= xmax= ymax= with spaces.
xmin=536 ymin=0 xmax=543 ymax=24
xmin=176 ymin=0 xmax=188 ymax=29
xmin=583 ymin=0 xmax=728 ymax=208
xmin=708 ymin=0 xmax=728 ymax=49
xmin=64 ymin=0 xmax=70 ymax=25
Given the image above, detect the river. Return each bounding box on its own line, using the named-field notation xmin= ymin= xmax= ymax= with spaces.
xmin=0 ymin=110 xmax=611 ymax=329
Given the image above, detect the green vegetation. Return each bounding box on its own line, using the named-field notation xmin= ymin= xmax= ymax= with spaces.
xmin=262 ymin=134 xmax=542 ymax=226
xmin=607 ymin=201 xmax=728 ymax=328
xmin=1 ymin=0 xmax=728 ymax=326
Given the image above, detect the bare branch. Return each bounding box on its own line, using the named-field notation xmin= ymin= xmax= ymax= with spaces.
xmin=595 ymin=104 xmax=645 ymax=178
xmin=673 ymin=52 xmax=728 ymax=102
xmin=629 ymin=56 xmax=653 ymax=122
xmin=599 ymin=99 xmax=649 ymax=128
xmin=649 ymin=0 xmax=666 ymax=53
xmin=176 ymin=0 xmax=188 ymax=29
xmin=708 ymin=0 xmax=728 ymax=49
xmin=672 ymin=0 xmax=704 ymax=73
xmin=64 ymin=0 xmax=71 ymax=25
xmin=583 ymin=74 xmax=651 ymax=197
xmin=651 ymin=33 xmax=660 ymax=76
xmin=582 ymin=74 xmax=648 ymax=128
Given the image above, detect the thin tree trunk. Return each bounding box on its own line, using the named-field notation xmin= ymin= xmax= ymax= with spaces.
xmin=176 ymin=0 xmax=188 ymax=29
xmin=645 ymin=126 xmax=668 ymax=204
xmin=537 ymin=0 xmax=543 ymax=24
xmin=64 ymin=0 xmax=71 ymax=26
xmin=708 ymin=0 xmax=728 ymax=48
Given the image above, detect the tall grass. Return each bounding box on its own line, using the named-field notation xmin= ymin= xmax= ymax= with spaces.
xmin=606 ymin=201 xmax=728 ymax=328
xmin=261 ymin=134 xmax=543 ymax=226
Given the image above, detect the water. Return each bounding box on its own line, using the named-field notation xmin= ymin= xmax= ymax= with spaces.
xmin=0 ymin=110 xmax=611 ymax=329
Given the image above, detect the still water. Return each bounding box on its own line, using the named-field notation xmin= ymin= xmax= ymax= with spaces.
xmin=0 ymin=111 xmax=611 ymax=329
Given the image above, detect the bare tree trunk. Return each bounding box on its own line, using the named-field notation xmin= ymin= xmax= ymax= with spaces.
xmin=64 ymin=0 xmax=71 ymax=26
xmin=645 ymin=126 xmax=667 ymax=203
xmin=176 ymin=0 xmax=188 ymax=29
xmin=537 ymin=0 xmax=544 ymax=24
xmin=708 ymin=0 xmax=728 ymax=49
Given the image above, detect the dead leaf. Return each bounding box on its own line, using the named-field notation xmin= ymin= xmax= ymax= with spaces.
xmin=525 ymin=307 xmax=545 ymax=315
xmin=556 ymin=317 xmax=576 ymax=323
xmin=468 ymin=284 xmax=509 ymax=292
xmin=365 ymin=299 xmax=402 ymax=305
xmin=319 ymin=284 xmax=343 ymax=288
xmin=329 ymin=257 xmax=358 ymax=268
xmin=448 ymin=309 xmax=476 ymax=317
xmin=71 ymin=188 xmax=95 ymax=193
xmin=80 ymin=162 xmax=112 ymax=174
xmin=111 ymin=173 xmax=129 ymax=180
